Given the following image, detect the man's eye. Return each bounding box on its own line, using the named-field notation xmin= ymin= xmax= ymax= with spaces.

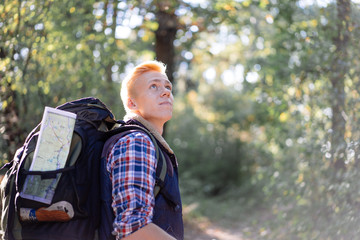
xmin=166 ymin=86 xmax=172 ymax=91
xmin=150 ymin=84 xmax=157 ymax=89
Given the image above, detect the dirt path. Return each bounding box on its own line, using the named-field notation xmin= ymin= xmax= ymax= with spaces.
xmin=184 ymin=216 xmax=250 ymax=240
xmin=182 ymin=203 xmax=275 ymax=240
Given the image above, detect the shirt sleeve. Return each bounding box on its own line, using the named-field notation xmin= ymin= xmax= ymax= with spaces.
xmin=106 ymin=131 xmax=157 ymax=239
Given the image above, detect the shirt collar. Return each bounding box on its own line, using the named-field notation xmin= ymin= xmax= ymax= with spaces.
xmin=123 ymin=112 xmax=174 ymax=154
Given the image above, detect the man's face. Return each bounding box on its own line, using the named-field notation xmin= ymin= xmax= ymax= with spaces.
xmin=130 ymin=71 xmax=174 ymax=126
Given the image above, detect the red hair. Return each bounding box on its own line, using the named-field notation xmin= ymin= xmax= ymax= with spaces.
xmin=120 ymin=60 xmax=167 ymax=112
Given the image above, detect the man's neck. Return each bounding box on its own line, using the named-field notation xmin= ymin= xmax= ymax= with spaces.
xmin=124 ymin=112 xmax=164 ymax=135
xmin=147 ymin=121 xmax=163 ymax=135
xmin=123 ymin=112 xmax=174 ymax=154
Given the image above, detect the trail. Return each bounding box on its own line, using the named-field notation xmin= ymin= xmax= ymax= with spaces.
xmin=184 ymin=217 xmax=248 ymax=240
xmin=182 ymin=203 xmax=275 ymax=240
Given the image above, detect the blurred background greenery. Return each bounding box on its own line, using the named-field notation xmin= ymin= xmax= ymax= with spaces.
xmin=1 ymin=0 xmax=360 ymax=239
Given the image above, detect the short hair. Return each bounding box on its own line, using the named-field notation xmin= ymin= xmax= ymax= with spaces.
xmin=120 ymin=60 xmax=167 ymax=113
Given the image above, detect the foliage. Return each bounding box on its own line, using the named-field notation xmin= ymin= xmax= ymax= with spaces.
xmin=1 ymin=0 xmax=360 ymax=239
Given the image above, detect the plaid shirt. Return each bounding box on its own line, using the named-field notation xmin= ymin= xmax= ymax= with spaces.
xmin=106 ymin=131 xmax=157 ymax=239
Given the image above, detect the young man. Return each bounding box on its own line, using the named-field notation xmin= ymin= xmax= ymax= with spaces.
xmin=104 ymin=61 xmax=184 ymax=240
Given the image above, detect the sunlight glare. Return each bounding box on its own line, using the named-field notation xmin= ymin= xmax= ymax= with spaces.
xmin=246 ymin=72 xmax=259 ymax=84
xmin=182 ymin=0 xmax=209 ymax=8
xmin=298 ymin=0 xmax=333 ymax=8
xmin=209 ymin=43 xmax=225 ymax=55
xmin=115 ymin=26 xmax=131 ymax=39
xmin=203 ymin=67 xmax=216 ymax=84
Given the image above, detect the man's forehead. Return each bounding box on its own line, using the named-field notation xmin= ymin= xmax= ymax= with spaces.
xmin=149 ymin=78 xmax=172 ymax=85
xmin=138 ymin=71 xmax=170 ymax=83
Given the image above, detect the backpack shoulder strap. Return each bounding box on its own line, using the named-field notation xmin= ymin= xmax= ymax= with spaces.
xmin=103 ymin=124 xmax=167 ymax=197
xmin=153 ymin=147 xmax=166 ymax=197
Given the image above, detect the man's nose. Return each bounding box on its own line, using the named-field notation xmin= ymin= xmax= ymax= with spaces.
xmin=161 ymin=87 xmax=171 ymax=97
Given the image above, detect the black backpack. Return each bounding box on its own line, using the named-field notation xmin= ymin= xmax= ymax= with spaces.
xmin=0 ymin=97 xmax=166 ymax=240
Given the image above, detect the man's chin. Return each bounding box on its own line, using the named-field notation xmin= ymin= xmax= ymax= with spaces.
xmin=164 ymin=114 xmax=173 ymax=122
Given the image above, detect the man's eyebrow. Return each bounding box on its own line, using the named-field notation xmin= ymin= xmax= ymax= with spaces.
xmin=149 ymin=79 xmax=172 ymax=86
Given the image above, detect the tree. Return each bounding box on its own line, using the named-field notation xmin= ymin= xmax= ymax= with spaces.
xmin=330 ymin=0 xmax=351 ymax=171
xmin=0 ymin=0 xmax=52 ymax=160
xmin=154 ymin=0 xmax=178 ymax=83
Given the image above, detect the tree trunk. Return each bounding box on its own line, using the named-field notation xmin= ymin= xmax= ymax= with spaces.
xmin=155 ymin=8 xmax=178 ymax=84
xmin=154 ymin=3 xmax=178 ymax=136
xmin=330 ymin=0 xmax=351 ymax=170
xmin=1 ymin=83 xmax=21 ymax=161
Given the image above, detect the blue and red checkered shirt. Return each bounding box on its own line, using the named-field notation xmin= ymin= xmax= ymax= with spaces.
xmin=106 ymin=131 xmax=157 ymax=239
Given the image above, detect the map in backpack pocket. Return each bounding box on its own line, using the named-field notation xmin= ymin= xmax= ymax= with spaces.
xmin=20 ymin=107 xmax=77 ymax=204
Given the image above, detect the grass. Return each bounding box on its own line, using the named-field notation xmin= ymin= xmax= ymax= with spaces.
xmin=181 ymin=189 xmax=304 ymax=240
xmin=182 ymin=189 xmax=276 ymax=239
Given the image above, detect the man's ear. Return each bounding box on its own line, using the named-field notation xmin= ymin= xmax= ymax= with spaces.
xmin=127 ymin=97 xmax=138 ymax=110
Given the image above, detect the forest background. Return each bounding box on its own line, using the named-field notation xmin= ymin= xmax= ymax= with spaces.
xmin=1 ymin=0 xmax=360 ymax=239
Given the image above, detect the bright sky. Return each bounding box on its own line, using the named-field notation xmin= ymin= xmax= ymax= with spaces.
xmin=183 ymin=0 xmax=360 ymax=7
xmin=298 ymin=0 xmax=332 ymax=8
